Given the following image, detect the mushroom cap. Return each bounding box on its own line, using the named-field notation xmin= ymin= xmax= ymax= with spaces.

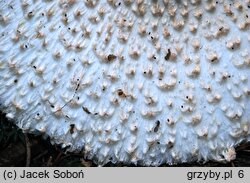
xmin=0 ymin=0 xmax=249 ymax=166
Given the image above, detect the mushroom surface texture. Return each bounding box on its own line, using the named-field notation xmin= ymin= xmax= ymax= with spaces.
xmin=0 ymin=0 xmax=250 ymax=166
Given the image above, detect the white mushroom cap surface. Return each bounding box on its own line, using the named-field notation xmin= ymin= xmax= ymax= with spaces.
xmin=0 ymin=0 xmax=250 ymax=166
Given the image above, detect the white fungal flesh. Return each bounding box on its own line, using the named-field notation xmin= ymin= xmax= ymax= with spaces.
xmin=0 ymin=0 xmax=250 ymax=166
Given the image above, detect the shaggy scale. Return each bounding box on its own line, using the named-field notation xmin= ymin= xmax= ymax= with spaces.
xmin=0 ymin=0 xmax=249 ymax=166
